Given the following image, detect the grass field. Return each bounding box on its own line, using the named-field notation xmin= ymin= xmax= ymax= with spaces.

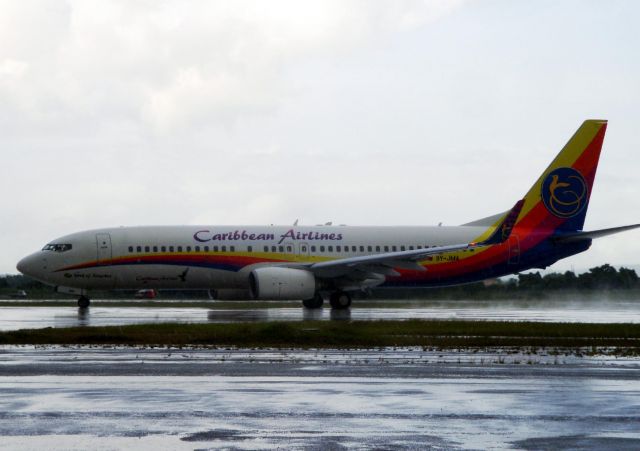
xmin=1 ymin=320 xmax=639 ymax=354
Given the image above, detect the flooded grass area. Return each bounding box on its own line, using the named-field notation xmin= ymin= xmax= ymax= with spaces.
xmin=1 ymin=320 xmax=640 ymax=353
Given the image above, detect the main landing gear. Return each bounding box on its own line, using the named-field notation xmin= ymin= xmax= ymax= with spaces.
xmin=77 ymin=295 xmax=91 ymax=308
xmin=329 ymin=291 xmax=351 ymax=310
xmin=302 ymin=291 xmax=352 ymax=310
xmin=302 ymin=293 xmax=324 ymax=309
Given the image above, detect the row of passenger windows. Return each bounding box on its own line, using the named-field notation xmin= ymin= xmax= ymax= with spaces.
xmin=127 ymin=244 xmax=436 ymax=254
xmin=300 ymin=244 xmax=432 ymax=253
xmin=128 ymin=245 xmax=236 ymax=253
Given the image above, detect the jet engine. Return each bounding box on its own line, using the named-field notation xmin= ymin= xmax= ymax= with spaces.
xmin=249 ymin=267 xmax=316 ymax=300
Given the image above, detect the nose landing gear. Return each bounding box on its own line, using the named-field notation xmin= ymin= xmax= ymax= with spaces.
xmin=77 ymin=295 xmax=91 ymax=308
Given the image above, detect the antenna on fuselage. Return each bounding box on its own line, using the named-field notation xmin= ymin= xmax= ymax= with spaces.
xmin=293 ymin=219 xmax=299 ymax=226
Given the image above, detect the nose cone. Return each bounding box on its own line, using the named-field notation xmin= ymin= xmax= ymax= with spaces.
xmin=17 ymin=254 xmax=37 ymax=277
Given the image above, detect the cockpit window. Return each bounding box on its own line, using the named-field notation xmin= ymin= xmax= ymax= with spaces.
xmin=42 ymin=243 xmax=73 ymax=252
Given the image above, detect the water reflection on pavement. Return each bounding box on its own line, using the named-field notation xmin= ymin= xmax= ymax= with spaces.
xmin=1 ymin=346 xmax=639 ymax=450
xmin=1 ymin=298 xmax=640 ymax=331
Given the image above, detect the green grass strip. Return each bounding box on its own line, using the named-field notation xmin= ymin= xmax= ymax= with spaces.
xmin=1 ymin=320 xmax=640 ymax=352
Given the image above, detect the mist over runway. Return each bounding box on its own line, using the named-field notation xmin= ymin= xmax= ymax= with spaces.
xmin=1 ymin=297 xmax=640 ymax=331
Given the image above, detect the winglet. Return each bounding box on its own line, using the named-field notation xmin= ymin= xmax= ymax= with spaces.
xmin=480 ymin=199 xmax=525 ymax=245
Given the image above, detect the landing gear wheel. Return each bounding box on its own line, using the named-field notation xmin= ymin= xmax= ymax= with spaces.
xmin=302 ymin=293 xmax=324 ymax=309
xmin=77 ymin=295 xmax=90 ymax=308
xmin=329 ymin=291 xmax=351 ymax=310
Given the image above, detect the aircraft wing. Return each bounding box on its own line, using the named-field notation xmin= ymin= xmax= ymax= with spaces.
xmin=306 ymin=199 xmax=525 ymax=280
xmin=552 ymin=224 xmax=640 ymax=243
xmin=308 ymin=242 xmax=481 ymax=278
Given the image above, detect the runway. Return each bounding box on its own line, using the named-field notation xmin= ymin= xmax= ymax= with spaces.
xmin=1 ymin=346 xmax=639 ymax=450
xmin=3 ymin=299 xmax=640 ymax=449
xmin=1 ymin=297 xmax=640 ymax=331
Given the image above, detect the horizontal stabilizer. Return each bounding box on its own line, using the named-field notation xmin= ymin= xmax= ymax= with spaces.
xmin=553 ymin=224 xmax=640 ymax=243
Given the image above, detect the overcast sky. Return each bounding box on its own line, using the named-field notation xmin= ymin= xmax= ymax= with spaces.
xmin=2 ymin=0 xmax=639 ymax=275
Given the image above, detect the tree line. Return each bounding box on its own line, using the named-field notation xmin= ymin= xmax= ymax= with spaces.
xmin=1 ymin=264 xmax=639 ymax=299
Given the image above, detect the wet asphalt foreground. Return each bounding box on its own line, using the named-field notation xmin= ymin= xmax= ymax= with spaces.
xmin=1 ymin=346 xmax=640 ymax=450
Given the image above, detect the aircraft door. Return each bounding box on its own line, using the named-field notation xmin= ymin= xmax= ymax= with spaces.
xmin=508 ymin=235 xmax=520 ymax=265
xmin=96 ymin=233 xmax=112 ymax=264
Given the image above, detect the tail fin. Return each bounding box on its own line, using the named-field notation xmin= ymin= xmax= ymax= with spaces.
xmin=481 ymin=199 xmax=525 ymax=245
xmin=514 ymin=119 xmax=607 ymax=234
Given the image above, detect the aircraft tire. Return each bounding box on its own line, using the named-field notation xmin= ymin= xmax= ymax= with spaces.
xmin=302 ymin=293 xmax=324 ymax=309
xmin=329 ymin=291 xmax=351 ymax=310
xmin=77 ymin=296 xmax=90 ymax=308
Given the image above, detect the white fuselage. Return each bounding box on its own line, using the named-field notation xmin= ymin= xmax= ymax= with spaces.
xmin=17 ymin=225 xmax=486 ymax=292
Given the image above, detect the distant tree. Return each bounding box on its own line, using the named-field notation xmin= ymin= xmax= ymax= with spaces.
xmin=517 ymin=272 xmax=543 ymax=290
xmin=575 ymin=264 xmax=637 ymax=290
xmin=4 ymin=275 xmax=45 ymax=289
xmin=562 ymin=270 xmax=578 ymax=290
xmin=617 ymin=267 xmax=639 ymax=289
xmin=542 ymin=272 xmax=566 ymax=290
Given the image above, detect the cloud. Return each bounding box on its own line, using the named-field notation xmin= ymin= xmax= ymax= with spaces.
xmin=0 ymin=0 xmax=463 ymax=133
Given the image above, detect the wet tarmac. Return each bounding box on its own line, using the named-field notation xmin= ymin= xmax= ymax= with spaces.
xmin=2 ymin=298 xmax=640 ymax=331
xmin=1 ymin=346 xmax=639 ymax=449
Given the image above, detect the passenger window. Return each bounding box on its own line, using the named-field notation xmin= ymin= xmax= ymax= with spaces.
xmin=264 ymin=246 xmax=269 ymax=252
xmin=417 ymin=245 xmax=422 ymax=249
xmin=144 ymin=246 xmax=150 ymax=252
xmin=248 ymin=246 xmax=253 ymax=252
xmin=169 ymin=246 xmax=174 ymax=252
xmin=336 ymin=246 xmax=341 ymax=252
xmin=128 ymin=246 xmax=133 ymax=252
xmin=409 ymin=246 xmax=414 ymax=250
xmin=302 ymin=246 xmax=307 ymax=252
xmin=367 ymin=246 xmax=372 ymax=252
xmin=177 ymin=246 xmax=182 ymax=252
xmin=375 ymin=246 xmax=380 ymax=252
xmin=230 ymin=246 xmax=235 ymax=252
xmin=286 ymin=245 xmax=292 ymax=252
xmin=153 ymin=246 xmax=158 ymax=252
xmin=384 ymin=246 xmax=389 ymax=252
xmin=320 ymin=246 xmax=325 ymax=252
xmin=392 ymin=246 xmax=397 ymax=252
xmin=136 ymin=246 xmax=142 ymax=252
xmin=344 ymin=247 xmax=349 ymax=253
xmin=161 ymin=246 xmax=166 ymax=252
xmin=328 ymin=246 xmax=333 ymax=252
xmin=221 ymin=246 xmax=226 ymax=252
xmin=359 ymin=246 xmax=364 ymax=252
xmin=352 ymin=246 xmax=357 ymax=252
xmin=311 ymin=246 xmax=316 ymax=252
xmin=279 ymin=245 xmax=284 ymax=252
xmin=186 ymin=246 xmax=192 ymax=252
xmin=195 ymin=246 xmax=200 ymax=252
xmin=271 ymin=246 xmax=277 ymax=252
xmin=401 ymin=246 xmax=405 ymax=251
xmin=204 ymin=246 xmax=209 ymax=252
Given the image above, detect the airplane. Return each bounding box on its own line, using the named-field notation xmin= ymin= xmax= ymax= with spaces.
xmin=16 ymin=119 xmax=639 ymax=309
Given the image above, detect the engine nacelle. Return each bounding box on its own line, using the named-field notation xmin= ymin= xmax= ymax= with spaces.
xmin=249 ymin=267 xmax=316 ymax=300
